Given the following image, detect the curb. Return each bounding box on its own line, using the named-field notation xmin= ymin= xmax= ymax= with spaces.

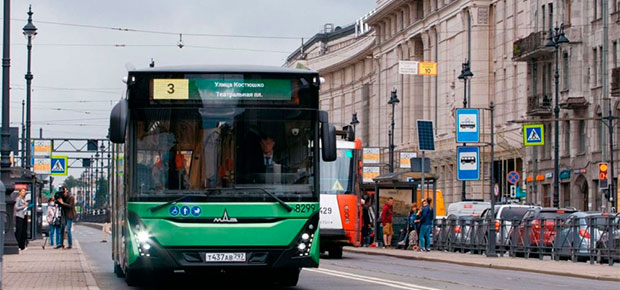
xmin=343 ymin=248 xmax=620 ymax=282
xmin=75 ymin=239 xmax=102 ymax=290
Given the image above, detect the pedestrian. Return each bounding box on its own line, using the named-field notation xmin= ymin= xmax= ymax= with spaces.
xmin=380 ymin=197 xmax=394 ymax=248
xmin=46 ymin=197 xmax=62 ymax=247
xmin=417 ymin=198 xmax=434 ymax=252
xmin=102 ymin=208 xmax=111 ymax=242
xmin=408 ymin=203 xmax=420 ymax=250
xmin=14 ymin=189 xmax=29 ymax=251
xmin=57 ymin=186 xmax=76 ymax=249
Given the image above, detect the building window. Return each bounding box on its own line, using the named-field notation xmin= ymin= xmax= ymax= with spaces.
xmin=594 ymin=0 xmax=599 ymax=19
xmin=562 ymin=183 xmax=571 ymax=207
xmin=548 ymin=3 xmax=553 ymax=31
xmin=579 ymin=120 xmax=586 ymax=153
xmin=564 ymin=0 xmax=572 ymax=25
xmin=563 ymin=51 xmax=569 ymax=90
xmin=600 ymin=46 xmax=604 ymax=85
xmin=532 ymin=61 xmax=538 ymax=95
xmin=546 ymin=63 xmax=553 ymax=97
xmin=544 ymin=124 xmax=552 ymax=158
xmin=614 ymin=41 xmax=619 ymax=68
xmin=542 ymin=5 xmax=546 ymax=32
xmin=564 ymin=120 xmax=571 ymax=156
xmin=593 ymin=48 xmax=598 ymax=87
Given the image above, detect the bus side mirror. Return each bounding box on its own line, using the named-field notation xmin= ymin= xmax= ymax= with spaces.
xmin=322 ymin=124 xmax=337 ymax=162
xmin=109 ymin=99 xmax=128 ymax=144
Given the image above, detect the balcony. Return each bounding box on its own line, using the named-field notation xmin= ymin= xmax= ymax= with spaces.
xmin=513 ymin=31 xmax=554 ymax=61
xmin=527 ymin=94 xmax=553 ymax=116
xmin=612 ymin=67 xmax=620 ymax=97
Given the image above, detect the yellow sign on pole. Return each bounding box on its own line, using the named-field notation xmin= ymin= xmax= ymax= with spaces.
xmin=418 ymin=62 xmax=438 ymax=76
xmin=153 ymin=79 xmax=189 ymax=100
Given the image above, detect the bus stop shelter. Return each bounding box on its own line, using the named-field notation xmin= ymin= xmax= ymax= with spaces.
xmin=371 ymin=171 xmax=438 ymax=247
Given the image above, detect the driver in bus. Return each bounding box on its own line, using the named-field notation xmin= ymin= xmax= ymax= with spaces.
xmin=242 ymin=133 xmax=282 ymax=184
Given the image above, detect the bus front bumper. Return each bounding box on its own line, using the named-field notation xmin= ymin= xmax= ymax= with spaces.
xmin=129 ymin=244 xmax=318 ymax=271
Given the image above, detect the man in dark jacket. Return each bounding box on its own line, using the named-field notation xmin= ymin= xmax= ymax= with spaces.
xmin=57 ymin=186 xmax=76 ymax=249
xmin=417 ymin=198 xmax=434 ymax=251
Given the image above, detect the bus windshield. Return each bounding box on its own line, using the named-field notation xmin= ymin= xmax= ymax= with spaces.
xmin=131 ymin=106 xmax=316 ymax=201
xmin=320 ymin=149 xmax=355 ymax=194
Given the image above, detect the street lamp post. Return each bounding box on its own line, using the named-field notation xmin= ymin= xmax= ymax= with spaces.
xmin=388 ymin=89 xmax=399 ymax=173
xmin=546 ymin=25 xmax=569 ymax=208
xmin=2 ymin=0 xmax=19 ymax=257
xmin=23 ymin=5 xmax=37 ymax=171
xmin=458 ymin=60 xmax=474 ymax=201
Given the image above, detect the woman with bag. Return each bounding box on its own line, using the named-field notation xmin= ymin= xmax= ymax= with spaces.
xmin=46 ymin=198 xmax=62 ymax=248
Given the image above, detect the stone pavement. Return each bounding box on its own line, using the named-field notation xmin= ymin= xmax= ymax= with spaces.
xmin=344 ymin=246 xmax=620 ymax=282
xmin=3 ymin=239 xmax=100 ymax=290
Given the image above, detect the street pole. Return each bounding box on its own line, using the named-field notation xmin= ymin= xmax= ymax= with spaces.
xmin=20 ymin=100 xmax=24 ymax=168
xmin=2 ymin=0 xmax=19 ymax=257
xmin=488 ymin=102 xmax=497 ymax=257
xmin=458 ymin=60 xmax=473 ymax=201
xmin=23 ymin=6 xmax=36 ymax=171
xmin=602 ymin=0 xmax=613 ymax=211
xmin=546 ymin=26 xmax=568 ymax=208
xmin=388 ymin=89 xmax=399 ymax=173
xmin=609 ymin=115 xmax=615 ymax=212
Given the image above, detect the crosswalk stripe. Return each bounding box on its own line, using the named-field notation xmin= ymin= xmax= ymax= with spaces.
xmin=305 ymin=268 xmax=440 ymax=290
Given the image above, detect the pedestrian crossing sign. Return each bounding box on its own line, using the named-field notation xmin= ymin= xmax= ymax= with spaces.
xmin=50 ymin=156 xmax=68 ymax=176
xmin=523 ymin=124 xmax=544 ymax=146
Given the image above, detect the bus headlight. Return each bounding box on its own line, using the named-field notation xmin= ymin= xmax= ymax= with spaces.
xmin=297 ymin=243 xmax=307 ymax=251
xmin=136 ymin=231 xmax=150 ymax=243
xmin=301 ymin=233 xmax=310 ymax=241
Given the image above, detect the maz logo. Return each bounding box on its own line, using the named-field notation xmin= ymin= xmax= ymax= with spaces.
xmin=213 ymin=209 xmax=238 ymax=223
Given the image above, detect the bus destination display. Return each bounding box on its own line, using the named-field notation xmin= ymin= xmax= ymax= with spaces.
xmin=153 ymin=78 xmax=292 ymax=101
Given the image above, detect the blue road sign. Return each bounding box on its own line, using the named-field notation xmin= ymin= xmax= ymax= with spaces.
xmin=191 ymin=206 xmax=202 ymax=217
xmin=456 ymin=109 xmax=480 ymax=143
xmin=457 ymin=146 xmax=480 ymax=181
xmin=180 ymin=205 xmax=191 ymax=216
xmin=523 ymin=124 xmax=544 ymax=146
xmin=417 ymin=120 xmax=435 ymax=151
xmin=169 ymin=205 xmax=180 ymax=216
xmin=50 ymin=156 xmax=68 ymax=176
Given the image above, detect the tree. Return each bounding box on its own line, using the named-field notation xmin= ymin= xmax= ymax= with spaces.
xmin=63 ymin=175 xmax=79 ymax=191
xmin=94 ymin=177 xmax=109 ymax=209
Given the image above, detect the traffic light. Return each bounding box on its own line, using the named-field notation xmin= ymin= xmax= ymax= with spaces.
xmin=599 ymin=162 xmax=609 ymax=190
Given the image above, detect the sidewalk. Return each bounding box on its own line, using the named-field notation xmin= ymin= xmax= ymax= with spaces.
xmin=344 ymin=246 xmax=620 ymax=282
xmin=3 ymin=239 xmax=100 ymax=290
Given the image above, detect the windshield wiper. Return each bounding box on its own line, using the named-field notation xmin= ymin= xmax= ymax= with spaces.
xmin=234 ymin=187 xmax=293 ymax=212
xmin=149 ymin=189 xmax=220 ymax=213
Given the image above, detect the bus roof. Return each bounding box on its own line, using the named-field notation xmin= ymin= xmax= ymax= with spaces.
xmin=129 ymin=65 xmax=318 ymax=75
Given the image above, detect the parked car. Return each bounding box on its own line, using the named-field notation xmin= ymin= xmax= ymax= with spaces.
xmin=40 ymin=203 xmax=50 ymax=236
xmin=446 ymin=214 xmax=483 ymax=251
xmin=594 ymin=213 xmax=620 ymax=263
xmin=515 ymin=208 xmax=577 ymax=253
xmin=555 ymin=212 xmax=610 ymax=260
xmin=447 ymin=201 xmax=490 ymax=217
xmin=481 ymin=204 xmax=540 ymax=247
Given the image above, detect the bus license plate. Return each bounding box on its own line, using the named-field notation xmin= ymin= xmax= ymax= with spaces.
xmin=204 ymin=252 xmax=246 ymax=263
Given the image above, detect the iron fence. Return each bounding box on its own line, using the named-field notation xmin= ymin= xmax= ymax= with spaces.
xmin=433 ymin=214 xmax=620 ymax=265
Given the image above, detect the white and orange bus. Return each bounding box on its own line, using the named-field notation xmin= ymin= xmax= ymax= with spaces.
xmin=319 ymin=135 xmax=363 ymax=258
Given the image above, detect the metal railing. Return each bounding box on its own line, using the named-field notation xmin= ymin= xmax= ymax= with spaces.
xmin=433 ymin=215 xmax=619 ymax=265
xmin=77 ymin=209 xmax=109 ymax=223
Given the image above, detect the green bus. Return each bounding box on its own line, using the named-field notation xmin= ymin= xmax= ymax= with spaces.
xmin=108 ymin=65 xmax=336 ymax=286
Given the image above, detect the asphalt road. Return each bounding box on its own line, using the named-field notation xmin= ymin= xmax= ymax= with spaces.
xmin=74 ymin=224 xmax=619 ymax=290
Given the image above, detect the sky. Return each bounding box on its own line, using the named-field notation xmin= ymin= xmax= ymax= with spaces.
xmin=1 ymin=1 xmax=376 ymax=183
xmin=5 ymin=0 xmax=375 ymax=138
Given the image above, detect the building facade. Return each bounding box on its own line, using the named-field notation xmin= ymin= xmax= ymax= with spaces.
xmin=286 ymin=0 xmax=620 ymax=211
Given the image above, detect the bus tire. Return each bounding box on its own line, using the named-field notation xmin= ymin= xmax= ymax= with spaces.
xmin=278 ymin=267 xmax=301 ymax=287
xmin=113 ymin=262 xmax=124 ymax=278
xmin=328 ymin=245 xmax=343 ymax=259
xmin=124 ymin=267 xmax=144 ymax=286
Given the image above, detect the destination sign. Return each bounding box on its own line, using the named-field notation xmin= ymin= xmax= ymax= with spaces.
xmin=153 ymin=78 xmax=292 ymax=101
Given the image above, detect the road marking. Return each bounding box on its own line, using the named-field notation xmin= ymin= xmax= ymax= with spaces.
xmin=305 ymin=268 xmax=440 ymax=290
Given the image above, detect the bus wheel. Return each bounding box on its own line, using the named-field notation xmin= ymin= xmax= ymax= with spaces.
xmin=124 ymin=267 xmax=144 ymax=286
xmin=328 ymin=246 xmax=343 ymax=259
xmin=113 ymin=262 xmax=125 ymax=278
xmin=278 ymin=268 xmax=301 ymax=287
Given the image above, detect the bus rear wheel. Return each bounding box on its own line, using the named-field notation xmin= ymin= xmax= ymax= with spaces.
xmin=277 ymin=267 xmax=301 ymax=287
